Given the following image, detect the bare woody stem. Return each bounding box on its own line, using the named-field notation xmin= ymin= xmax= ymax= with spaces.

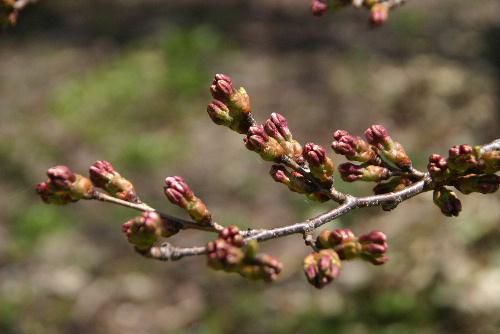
xmin=93 ymin=138 xmax=498 ymax=262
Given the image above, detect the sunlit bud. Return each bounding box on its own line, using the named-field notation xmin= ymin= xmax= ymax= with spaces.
xmin=264 ymin=113 xmax=303 ymax=160
xmin=303 ymin=143 xmax=335 ymax=184
xmin=210 ymin=73 xmax=251 ymax=116
xmin=338 ymin=163 xmax=391 ymax=182
xmin=270 ymin=165 xmax=316 ymax=194
xmin=478 ymin=150 xmax=500 ymax=174
xmin=369 ymin=4 xmax=389 ymax=26
xmin=245 ymin=125 xmax=286 ymax=161
xmin=358 ymin=231 xmax=389 ymax=265
xmin=206 ymin=239 xmax=245 ymax=271
xmin=427 ymin=154 xmax=449 ymax=184
xmin=332 ymin=130 xmax=378 ymax=164
xmin=304 ymin=249 xmax=342 ymax=289
xmin=89 ymin=160 xmax=138 ymax=202
xmin=207 ymin=100 xmax=232 ymax=126
xmin=219 ymin=225 xmax=245 ymax=247
xmin=36 ymin=166 xmax=94 ymax=205
xmin=311 ymin=0 xmax=328 ymax=16
xmin=447 ymin=144 xmax=479 ymax=174
xmin=122 ymin=212 xmax=178 ymax=251
xmin=317 ymin=228 xmax=360 ymax=260
xmin=453 ymin=174 xmax=499 ymax=195
xmin=433 ymin=187 xmax=462 ymax=217
xmin=164 ymin=176 xmax=212 ymax=225
xmin=364 ymin=125 xmax=411 ymax=169
xmin=372 ymin=176 xmax=412 ymax=195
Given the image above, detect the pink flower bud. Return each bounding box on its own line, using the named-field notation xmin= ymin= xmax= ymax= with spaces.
xmin=206 ymin=99 xmax=232 ymax=126
xmin=164 ymin=176 xmax=212 ymax=225
xmin=369 ymin=4 xmax=389 ymax=26
xmin=447 ymin=144 xmax=479 ymax=174
xmin=264 ymin=113 xmax=292 ymax=142
xmin=206 ymin=239 xmax=245 ymax=271
xmin=364 ymin=125 xmax=411 ymax=169
xmin=219 ymin=225 xmax=245 ymax=247
xmin=89 ymin=160 xmax=138 ymax=202
xmin=244 ymin=125 xmax=285 ymax=161
xmin=317 ymin=229 xmax=360 ymax=260
xmin=122 ymin=212 xmax=178 ymax=250
xmin=47 ymin=165 xmax=76 ymax=189
xmin=338 ymin=163 xmax=390 ymax=182
xmin=427 ymin=154 xmax=449 ymax=183
xmin=311 ymin=0 xmax=328 ymax=16
xmin=303 ymin=249 xmax=342 ymax=289
xmin=210 ymin=73 xmax=234 ymax=101
xmin=359 ymin=230 xmax=389 ymax=265
xmin=332 ymin=129 xmax=378 ymax=164
xmin=433 ymin=187 xmax=462 ymax=217
xmin=303 ymin=143 xmax=327 ymax=167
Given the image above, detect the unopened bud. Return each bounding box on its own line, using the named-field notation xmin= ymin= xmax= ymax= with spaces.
xmin=164 ymin=176 xmax=212 ymax=225
xmin=369 ymin=4 xmax=389 ymax=26
xmin=433 ymin=187 xmax=462 ymax=217
xmin=304 ymin=249 xmax=342 ymax=289
xmin=338 ymin=163 xmax=391 ymax=182
xmin=317 ymin=228 xmax=360 ymax=260
xmin=219 ymin=225 xmax=245 ymax=247
xmin=270 ymin=165 xmax=318 ymax=195
xmin=122 ymin=212 xmax=178 ymax=251
xmin=89 ymin=160 xmax=138 ymax=202
xmin=447 ymin=144 xmax=479 ymax=174
xmin=206 ymin=239 xmax=245 ymax=271
xmin=264 ymin=113 xmax=303 ymax=160
xmin=427 ymin=154 xmax=449 ymax=184
xmin=364 ymin=125 xmax=411 ymax=169
xmin=36 ymin=165 xmax=94 ymax=205
xmin=303 ymin=143 xmax=335 ymax=184
xmin=332 ymin=129 xmax=378 ymax=164
xmin=311 ymin=0 xmax=328 ymax=16
xmin=239 ymin=254 xmax=283 ymax=282
xmin=453 ymin=174 xmax=499 ymax=195
xmin=245 ymin=125 xmax=286 ymax=161
xmin=210 ymin=73 xmax=251 ymax=116
xmin=358 ymin=231 xmax=389 ymax=265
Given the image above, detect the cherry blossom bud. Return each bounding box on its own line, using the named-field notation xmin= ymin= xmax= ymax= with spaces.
xmin=311 ymin=0 xmax=328 ymax=16
xmin=122 ymin=212 xmax=178 ymax=251
xmin=245 ymin=125 xmax=286 ymax=161
xmin=478 ymin=150 xmax=500 ymax=174
xmin=207 ymin=100 xmax=232 ymax=126
xmin=358 ymin=231 xmax=389 ymax=265
xmin=264 ymin=113 xmax=303 ymax=160
xmin=364 ymin=125 xmax=411 ymax=169
xmin=447 ymin=144 xmax=479 ymax=174
xmin=164 ymin=176 xmax=212 ymax=225
xmin=206 ymin=239 xmax=245 ymax=271
xmin=36 ymin=166 xmax=94 ymax=205
xmin=369 ymin=4 xmax=389 ymax=26
xmin=317 ymin=228 xmax=360 ymax=260
xmin=210 ymin=73 xmax=251 ymax=116
xmin=304 ymin=249 xmax=342 ymax=289
xmin=332 ymin=130 xmax=378 ymax=164
xmin=453 ymin=174 xmax=499 ymax=195
xmin=433 ymin=187 xmax=462 ymax=217
xmin=89 ymin=160 xmax=138 ymax=202
xmin=303 ymin=143 xmax=335 ymax=184
xmin=269 ymin=165 xmax=319 ymax=196
xmin=219 ymin=225 xmax=245 ymax=247
xmin=338 ymin=163 xmax=391 ymax=182
xmin=427 ymin=154 xmax=449 ymax=184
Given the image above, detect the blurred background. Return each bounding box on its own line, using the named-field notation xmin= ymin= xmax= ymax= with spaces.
xmin=1 ymin=0 xmax=499 ymax=333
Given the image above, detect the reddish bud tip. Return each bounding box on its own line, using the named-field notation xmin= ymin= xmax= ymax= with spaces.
xmin=369 ymin=4 xmax=389 ymax=26
xmin=311 ymin=0 xmax=328 ymax=16
xmin=47 ymin=165 xmax=76 ymax=189
xmin=303 ymin=143 xmax=327 ymax=167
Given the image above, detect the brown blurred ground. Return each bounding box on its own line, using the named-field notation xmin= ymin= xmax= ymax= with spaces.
xmin=0 ymin=1 xmax=499 ymax=333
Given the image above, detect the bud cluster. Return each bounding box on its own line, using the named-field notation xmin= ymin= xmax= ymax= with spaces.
xmin=207 ymin=74 xmax=253 ymax=134
xmin=311 ymin=0 xmax=398 ymax=26
xmin=122 ymin=211 xmax=179 ymax=251
xmin=427 ymin=144 xmax=499 ymax=217
xmin=207 ymin=226 xmax=283 ymax=282
xmin=333 ymin=125 xmax=414 ymax=195
xmin=164 ymin=176 xmax=212 ymax=225
xmin=36 ymin=165 xmax=94 ymax=205
xmin=304 ymin=228 xmax=388 ymax=289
